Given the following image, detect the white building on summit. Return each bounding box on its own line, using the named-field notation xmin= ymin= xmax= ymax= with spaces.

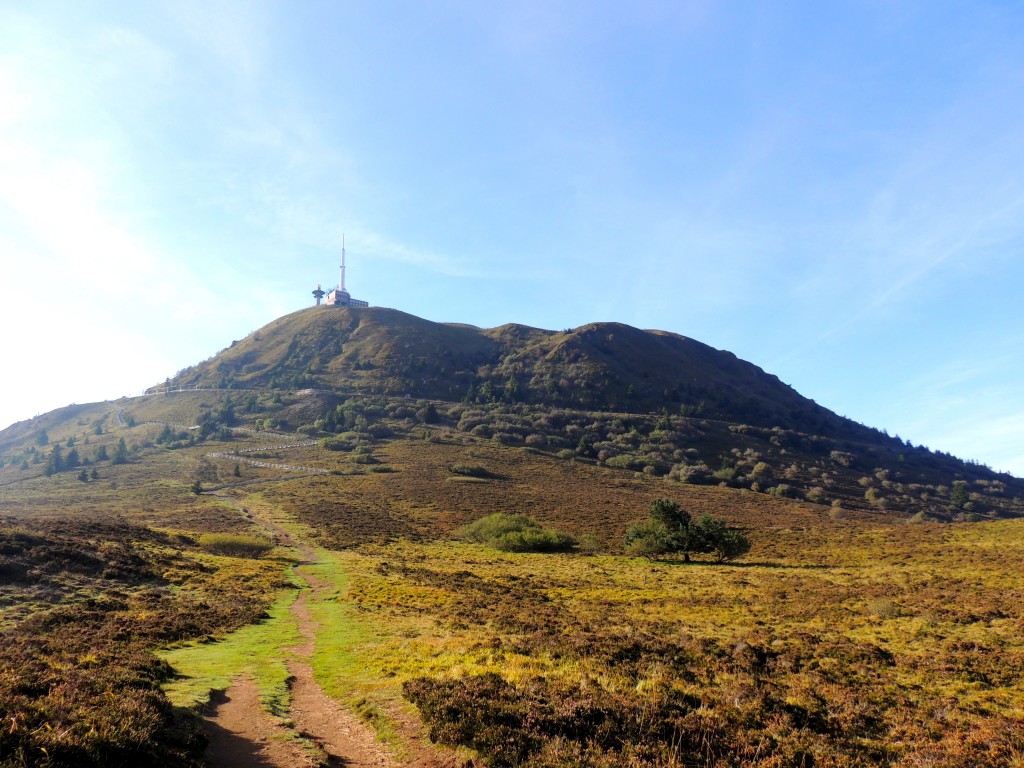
xmin=314 ymin=236 xmax=368 ymax=307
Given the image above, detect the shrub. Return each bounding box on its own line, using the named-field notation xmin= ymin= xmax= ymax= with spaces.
xmin=865 ymin=487 xmax=885 ymax=507
xmin=605 ymin=454 xmax=646 ymax=471
xmin=456 ymin=513 xmax=574 ymax=553
xmin=865 ymin=598 xmax=903 ymax=619
xmin=197 ymin=533 xmax=274 ymax=558
xmin=830 ymin=450 xmax=855 ymax=467
xmin=417 ymin=403 xmax=440 ymax=423
xmin=713 ymin=465 xmax=738 ymax=483
xmin=674 ymin=462 xmax=711 ymax=484
xmin=449 ymin=463 xmax=494 ymax=478
xmin=804 ymin=486 xmax=828 ymax=504
xmin=492 ymin=528 xmax=574 ymax=553
xmin=768 ymin=484 xmax=799 ymax=499
xmin=320 ymin=436 xmax=354 ymax=451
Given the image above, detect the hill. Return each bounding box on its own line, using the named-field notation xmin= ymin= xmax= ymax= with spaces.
xmin=154 ymin=306 xmax=1023 ymax=520
xmin=165 ymin=306 xmax=851 ymax=433
xmin=1 ymin=308 xmax=1024 ymax=767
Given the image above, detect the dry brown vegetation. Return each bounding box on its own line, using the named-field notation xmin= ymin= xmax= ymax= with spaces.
xmin=0 ymin=518 xmax=286 ymax=767
xmin=1 ymin=390 xmax=1023 ymax=767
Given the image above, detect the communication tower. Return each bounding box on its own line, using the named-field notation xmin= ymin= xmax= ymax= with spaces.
xmin=324 ymin=234 xmax=368 ymax=307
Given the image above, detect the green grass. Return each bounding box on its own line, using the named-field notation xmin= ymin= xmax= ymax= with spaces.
xmin=160 ymin=586 xmax=302 ymax=717
xmin=320 ymin=524 xmax=1024 ymax=767
xmin=198 ymin=532 xmax=276 ymax=558
xmin=286 ymin=548 xmax=423 ymax=753
xmin=5 ymin=385 xmax=1024 ymax=767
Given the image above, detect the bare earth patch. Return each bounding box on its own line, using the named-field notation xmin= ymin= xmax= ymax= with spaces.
xmin=204 ymin=677 xmax=314 ymax=768
xmin=288 ymin=581 xmax=397 ymax=768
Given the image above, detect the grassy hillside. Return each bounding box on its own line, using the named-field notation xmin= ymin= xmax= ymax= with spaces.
xmin=1 ymin=390 xmax=1023 ymax=766
xmin=151 ymin=307 xmax=1024 ymax=522
xmin=2 ymin=304 xmax=1023 ymax=766
xmin=164 ymin=307 xmax=851 ymax=434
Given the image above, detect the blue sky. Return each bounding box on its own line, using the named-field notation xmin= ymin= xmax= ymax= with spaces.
xmin=1 ymin=1 xmax=1023 ymax=475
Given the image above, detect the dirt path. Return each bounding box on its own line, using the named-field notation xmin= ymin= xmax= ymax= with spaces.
xmin=203 ymin=677 xmax=315 ymax=768
xmin=200 ymin=497 xmax=403 ymax=768
xmin=286 ymin=537 xmax=397 ymax=767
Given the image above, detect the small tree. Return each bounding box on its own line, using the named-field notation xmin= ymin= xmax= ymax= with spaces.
xmin=624 ymin=519 xmax=672 ymax=558
xmin=419 ymin=403 xmax=440 ymax=424
xmin=711 ymin=527 xmax=751 ymax=562
xmin=44 ymin=444 xmax=63 ymax=476
xmin=191 ymin=480 xmax=203 ymax=495
xmin=649 ymin=498 xmax=706 ymax=561
xmin=625 ymin=499 xmax=750 ymax=563
xmin=694 ymin=513 xmax=751 ymax=562
xmin=950 ymin=480 xmax=969 ymax=509
xmin=156 ymin=424 xmax=175 ymax=444
xmin=113 ymin=438 xmax=129 ymax=465
xmin=626 ymin=499 xmax=703 ymax=561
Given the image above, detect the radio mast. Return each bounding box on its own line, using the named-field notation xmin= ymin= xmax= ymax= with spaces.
xmin=339 ymin=234 xmax=346 ymax=292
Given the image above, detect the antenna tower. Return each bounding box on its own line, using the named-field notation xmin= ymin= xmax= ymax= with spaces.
xmin=339 ymin=234 xmax=346 ymax=292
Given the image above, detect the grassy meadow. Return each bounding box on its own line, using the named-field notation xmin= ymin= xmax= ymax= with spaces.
xmin=0 ymin=391 xmax=1022 ymax=767
xmin=285 ymin=519 xmax=1024 ymax=768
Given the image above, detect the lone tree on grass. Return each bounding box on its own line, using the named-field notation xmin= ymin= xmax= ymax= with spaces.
xmin=625 ymin=498 xmax=750 ymax=563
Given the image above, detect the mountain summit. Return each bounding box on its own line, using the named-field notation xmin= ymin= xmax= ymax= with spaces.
xmin=167 ymin=306 xmax=846 ymax=434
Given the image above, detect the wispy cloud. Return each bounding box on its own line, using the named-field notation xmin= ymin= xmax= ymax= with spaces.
xmin=847 ymin=338 xmax=1024 ymax=476
xmin=773 ymin=72 xmax=1024 ymax=363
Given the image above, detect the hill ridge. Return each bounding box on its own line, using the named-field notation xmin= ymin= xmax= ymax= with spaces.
xmin=166 ymin=306 xmax=844 ymax=435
